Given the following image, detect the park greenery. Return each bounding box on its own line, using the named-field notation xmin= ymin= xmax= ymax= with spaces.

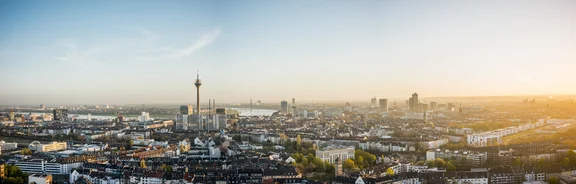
xmin=342 ymin=150 xmax=377 ymax=171
xmin=286 ymin=135 xmax=336 ymax=182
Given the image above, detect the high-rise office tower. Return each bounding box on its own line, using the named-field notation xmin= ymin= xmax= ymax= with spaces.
xmin=409 ymin=98 xmax=413 ymax=111
xmin=371 ymin=97 xmax=377 ymax=108
xmin=411 ymin=93 xmax=419 ymax=112
xmin=379 ymin=99 xmax=388 ymax=112
xmin=420 ymin=103 xmax=428 ymax=112
xmin=280 ymin=100 xmax=288 ymax=114
xmin=87 ymin=114 xmax=92 ymax=121
xmin=430 ymin=102 xmax=438 ymax=111
xmin=180 ymin=105 xmax=193 ymax=115
xmin=40 ymin=104 xmax=46 ymax=110
xmin=291 ymin=98 xmax=297 ymax=116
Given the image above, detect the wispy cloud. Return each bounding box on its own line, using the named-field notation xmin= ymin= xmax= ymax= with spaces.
xmin=136 ymin=28 xmax=157 ymax=43
xmin=53 ymin=39 xmax=105 ymax=69
xmin=171 ymin=27 xmax=221 ymax=58
xmin=52 ymin=27 xmax=221 ymax=66
xmin=137 ymin=27 xmax=221 ymax=60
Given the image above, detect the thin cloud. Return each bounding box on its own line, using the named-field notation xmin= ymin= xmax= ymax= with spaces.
xmin=137 ymin=27 xmax=221 ymax=60
xmin=171 ymin=27 xmax=221 ymax=58
xmin=53 ymin=39 xmax=105 ymax=69
xmin=137 ymin=28 xmax=157 ymax=43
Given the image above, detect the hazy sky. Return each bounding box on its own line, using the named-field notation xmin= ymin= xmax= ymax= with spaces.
xmin=0 ymin=0 xmax=574 ymax=105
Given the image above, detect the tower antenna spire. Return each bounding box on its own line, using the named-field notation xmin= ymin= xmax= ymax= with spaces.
xmin=195 ymin=70 xmax=202 ymax=130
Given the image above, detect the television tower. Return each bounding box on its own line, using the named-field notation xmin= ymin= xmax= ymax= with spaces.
xmin=195 ymin=71 xmax=202 ymax=116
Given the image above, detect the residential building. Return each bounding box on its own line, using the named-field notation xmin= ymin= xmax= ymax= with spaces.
xmin=29 ymin=141 xmax=67 ymax=152
xmin=0 ymin=140 xmax=18 ymax=150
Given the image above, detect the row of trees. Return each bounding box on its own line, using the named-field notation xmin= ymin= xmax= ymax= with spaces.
xmin=415 ymin=158 xmax=456 ymax=171
xmin=290 ymin=153 xmax=335 ymax=181
xmin=291 ymin=153 xmax=334 ymax=173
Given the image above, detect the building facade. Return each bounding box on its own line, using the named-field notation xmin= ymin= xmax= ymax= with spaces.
xmin=316 ymin=147 xmax=355 ymax=164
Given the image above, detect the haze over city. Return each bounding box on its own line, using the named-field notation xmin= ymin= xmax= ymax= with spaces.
xmin=4 ymin=1 xmax=576 ymax=184
xmin=1 ymin=0 xmax=575 ymax=105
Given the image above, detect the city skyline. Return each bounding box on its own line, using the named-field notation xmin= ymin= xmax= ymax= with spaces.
xmin=1 ymin=0 xmax=575 ymax=105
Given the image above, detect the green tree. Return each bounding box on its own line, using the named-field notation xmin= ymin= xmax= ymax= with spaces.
xmin=386 ymin=167 xmax=395 ymax=176
xmin=446 ymin=161 xmax=456 ymax=171
xmin=513 ymin=158 xmax=523 ymax=167
xmin=343 ymin=159 xmax=355 ymax=170
xmin=356 ymin=156 xmax=364 ymax=169
xmin=435 ymin=158 xmax=446 ymax=168
xmin=312 ymin=157 xmax=325 ymax=171
xmin=291 ymin=153 xmax=304 ymax=163
xmin=3 ymin=177 xmax=24 ymax=184
xmin=354 ymin=150 xmax=376 ymax=167
xmin=301 ymin=158 xmax=309 ymax=169
xmin=538 ymin=158 xmax=546 ymax=167
xmin=427 ymin=161 xmax=436 ymax=168
xmin=324 ymin=162 xmax=335 ymax=174
xmin=3 ymin=164 xmax=27 ymax=184
xmin=20 ymin=148 xmax=32 ymax=155
xmin=549 ymin=176 xmax=559 ymax=184
xmin=568 ymin=150 xmax=576 ymax=166
xmin=296 ymin=135 xmax=302 ymax=151
xmin=563 ymin=157 xmax=570 ymax=166
xmin=307 ymin=153 xmax=315 ymax=163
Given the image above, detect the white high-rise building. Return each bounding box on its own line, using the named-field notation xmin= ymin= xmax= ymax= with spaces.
xmin=87 ymin=114 xmax=92 ymax=121
xmin=139 ymin=112 xmax=150 ymax=122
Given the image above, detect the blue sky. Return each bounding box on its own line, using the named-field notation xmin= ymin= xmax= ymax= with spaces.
xmin=0 ymin=0 xmax=574 ymax=105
